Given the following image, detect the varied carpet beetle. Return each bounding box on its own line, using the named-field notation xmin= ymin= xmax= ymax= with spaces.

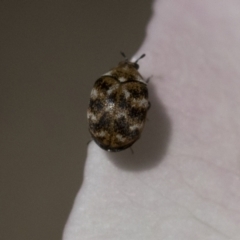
xmin=87 ymin=52 xmax=150 ymax=152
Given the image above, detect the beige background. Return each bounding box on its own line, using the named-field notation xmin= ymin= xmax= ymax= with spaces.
xmin=0 ymin=1 xmax=152 ymax=240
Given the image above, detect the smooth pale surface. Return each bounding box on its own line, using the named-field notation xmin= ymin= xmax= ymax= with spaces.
xmin=63 ymin=0 xmax=240 ymax=239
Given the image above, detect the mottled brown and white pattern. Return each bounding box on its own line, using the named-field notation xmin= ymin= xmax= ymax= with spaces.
xmin=87 ymin=54 xmax=150 ymax=152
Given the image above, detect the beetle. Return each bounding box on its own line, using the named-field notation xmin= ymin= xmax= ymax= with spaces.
xmin=87 ymin=52 xmax=150 ymax=152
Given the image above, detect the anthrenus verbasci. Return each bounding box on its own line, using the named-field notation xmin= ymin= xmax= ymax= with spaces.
xmin=87 ymin=52 xmax=150 ymax=152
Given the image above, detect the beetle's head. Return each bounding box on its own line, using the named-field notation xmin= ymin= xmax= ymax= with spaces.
xmin=120 ymin=52 xmax=146 ymax=70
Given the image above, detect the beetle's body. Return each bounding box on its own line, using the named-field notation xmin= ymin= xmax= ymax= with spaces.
xmin=87 ymin=55 xmax=150 ymax=152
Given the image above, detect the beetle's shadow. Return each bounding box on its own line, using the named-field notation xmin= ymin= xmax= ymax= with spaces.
xmin=105 ymin=79 xmax=172 ymax=171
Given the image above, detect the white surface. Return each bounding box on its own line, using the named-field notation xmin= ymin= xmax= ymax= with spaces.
xmin=63 ymin=0 xmax=240 ymax=239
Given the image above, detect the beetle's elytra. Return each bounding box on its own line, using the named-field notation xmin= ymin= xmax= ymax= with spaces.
xmin=87 ymin=52 xmax=150 ymax=152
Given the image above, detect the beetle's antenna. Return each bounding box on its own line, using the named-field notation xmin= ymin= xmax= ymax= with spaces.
xmin=135 ymin=53 xmax=146 ymax=64
xmin=120 ymin=51 xmax=128 ymax=60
